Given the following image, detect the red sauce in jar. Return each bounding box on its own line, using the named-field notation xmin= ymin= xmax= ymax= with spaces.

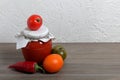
xmin=22 ymin=40 xmax=52 ymax=65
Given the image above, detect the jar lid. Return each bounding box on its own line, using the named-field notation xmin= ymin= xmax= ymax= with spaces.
xmin=22 ymin=25 xmax=49 ymax=39
xmin=16 ymin=25 xmax=55 ymax=49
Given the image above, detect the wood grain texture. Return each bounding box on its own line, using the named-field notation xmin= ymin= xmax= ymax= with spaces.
xmin=1 ymin=43 xmax=120 ymax=80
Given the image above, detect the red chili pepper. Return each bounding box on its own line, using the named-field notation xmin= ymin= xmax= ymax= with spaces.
xmin=9 ymin=61 xmax=45 ymax=73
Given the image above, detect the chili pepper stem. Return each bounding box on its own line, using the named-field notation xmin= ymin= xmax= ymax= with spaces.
xmin=35 ymin=64 xmax=45 ymax=73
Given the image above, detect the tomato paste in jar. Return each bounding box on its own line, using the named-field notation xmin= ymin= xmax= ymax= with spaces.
xmin=22 ymin=40 xmax=52 ymax=65
xmin=16 ymin=14 xmax=54 ymax=65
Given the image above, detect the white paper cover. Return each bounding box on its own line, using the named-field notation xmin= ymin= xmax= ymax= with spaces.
xmin=15 ymin=32 xmax=54 ymax=49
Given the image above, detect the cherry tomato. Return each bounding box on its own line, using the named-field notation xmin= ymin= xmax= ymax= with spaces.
xmin=27 ymin=14 xmax=42 ymax=31
xmin=43 ymin=54 xmax=64 ymax=73
xmin=52 ymin=45 xmax=67 ymax=60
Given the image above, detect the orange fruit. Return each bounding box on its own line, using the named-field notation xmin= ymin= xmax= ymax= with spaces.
xmin=43 ymin=54 xmax=64 ymax=73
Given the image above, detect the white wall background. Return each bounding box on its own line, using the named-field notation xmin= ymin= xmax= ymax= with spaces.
xmin=1 ymin=0 xmax=120 ymax=43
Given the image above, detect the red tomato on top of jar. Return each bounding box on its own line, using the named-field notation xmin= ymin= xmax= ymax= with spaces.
xmin=27 ymin=14 xmax=42 ymax=31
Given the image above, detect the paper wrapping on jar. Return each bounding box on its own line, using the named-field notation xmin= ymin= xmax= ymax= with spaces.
xmin=16 ymin=34 xmax=29 ymax=50
xmin=15 ymin=33 xmax=55 ymax=49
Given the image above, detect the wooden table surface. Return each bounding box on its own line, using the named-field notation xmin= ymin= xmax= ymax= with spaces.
xmin=1 ymin=43 xmax=120 ymax=80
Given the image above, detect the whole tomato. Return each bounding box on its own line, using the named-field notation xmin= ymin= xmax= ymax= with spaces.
xmin=52 ymin=45 xmax=67 ymax=60
xmin=43 ymin=54 xmax=64 ymax=73
xmin=27 ymin=14 xmax=42 ymax=31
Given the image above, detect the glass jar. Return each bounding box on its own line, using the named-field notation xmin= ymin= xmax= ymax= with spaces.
xmin=22 ymin=39 xmax=52 ymax=65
